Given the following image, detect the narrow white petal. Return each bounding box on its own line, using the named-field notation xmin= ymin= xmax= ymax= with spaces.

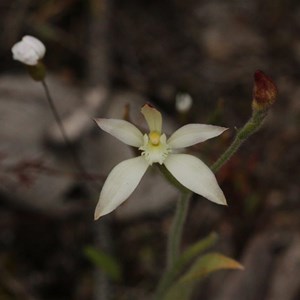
xmin=94 ymin=156 xmax=148 ymax=219
xmin=164 ymin=154 xmax=227 ymax=205
xmin=168 ymin=124 xmax=227 ymax=149
xmin=95 ymin=118 xmax=144 ymax=147
xmin=141 ymin=104 xmax=162 ymax=133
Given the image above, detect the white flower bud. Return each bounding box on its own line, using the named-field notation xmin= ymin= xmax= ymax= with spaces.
xmin=12 ymin=35 xmax=46 ymax=66
xmin=175 ymin=93 xmax=193 ymax=113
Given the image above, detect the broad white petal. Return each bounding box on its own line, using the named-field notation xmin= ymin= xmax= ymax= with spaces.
xmin=95 ymin=118 xmax=144 ymax=147
xmin=168 ymin=124 xmax=227 ymax=149
xmin=94 ymin=156 xmax=148 ymax=219
xmin=12 ymin=36 xmax=45 ymax=65
xmin=23 ymin=36 xmax=46 ymax=59
xmin=164 ymin=154 xmax=227 ymax=205
xmin=12 ymin=42 xmax=39 ymax=65
xmin=141 ymin=104 xmax=162 ymax=133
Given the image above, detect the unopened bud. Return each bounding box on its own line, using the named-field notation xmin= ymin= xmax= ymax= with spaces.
xmin=252 ymin=70 xmax=277 ymax=111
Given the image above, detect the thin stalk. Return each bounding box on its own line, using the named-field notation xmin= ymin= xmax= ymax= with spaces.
xmin=158 ymin=109 xmax=268 ymax=299
xmin=211 ymin=134 xmax=244 ymax=173
xmin=167 ymin=191 xmax=192 ymax=269
xmin=211 ymin=110 xmax=266 ymax=173
xmin=155 ymin=192 xmax=191 ymax=300
xmin=41 ymin=80 xmax=89 ymax=180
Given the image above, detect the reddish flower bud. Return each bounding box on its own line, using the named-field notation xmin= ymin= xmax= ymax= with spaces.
xmin=252 ymin=70 xmax=278 ymax=111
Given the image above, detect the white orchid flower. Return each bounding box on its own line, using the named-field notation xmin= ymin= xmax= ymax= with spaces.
xmin=12 ymin=35 xmax=46 ymax=66
xmin=94 ymin=104 xmax=227 ymax=220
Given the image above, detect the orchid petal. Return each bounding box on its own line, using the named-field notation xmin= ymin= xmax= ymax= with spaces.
xmin=141 ymin=104 xmax=162 ymax=133
xmin=22 ymin=36 xmax=46 ymax=58
xmin=164 ymin=154 xmax=227 ymax=205
xmin=12 ymin=36 xmax=45 ymax=65
xmin=94 ymin=156 xmax=149 ymax=219
xmin=167 ymin=124 xmax=227 ymax=149
xmin=95 ymin=118 xmax=144 ymax=147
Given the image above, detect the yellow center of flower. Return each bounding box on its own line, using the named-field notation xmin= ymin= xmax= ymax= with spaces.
xmin=149 ymin=131 xmax=160 ymax=145
xmin=139 ymin=131 xmax=171 ymax=165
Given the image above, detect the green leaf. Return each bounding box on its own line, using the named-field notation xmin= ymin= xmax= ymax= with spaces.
xmin=179 ymin=252 xmax=244 ymax=284
xmin=156 ymin=232 xmax=218 ymax=299
xmin=83 ymin=246 xmax=122 ymax=281
xmin=163 ymin=253 xmax=243 ymax=300
xmin=176 ymin=232 xmax=218 ymax=273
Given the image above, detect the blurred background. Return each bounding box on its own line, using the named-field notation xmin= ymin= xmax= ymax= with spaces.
xmin=1 ymin=0 xmax=300 ymax=299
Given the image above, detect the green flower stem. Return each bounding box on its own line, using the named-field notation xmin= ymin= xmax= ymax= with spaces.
xmin=41 ymin=80 xmax=89 ymax=180
xmin=158 ymin=109 xmax=268 ymax=298
xmin=156 ymin=191 xmax=191 ymax=300
xmin=211 ymin=110 xmax=267 ymax=173
xmin=167 ymin=191 xmax=192 ymax=269
xmin=156 ymin=232 xmax=217 ymax=298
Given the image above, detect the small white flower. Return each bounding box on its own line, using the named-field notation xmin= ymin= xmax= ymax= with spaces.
xmin=176 ymin=93 xmax=193 ymax=113
xmin=94 ymin=104 xmax=227 ymax=219
xmin=12 ymin=35 xmax=46 ymax=66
